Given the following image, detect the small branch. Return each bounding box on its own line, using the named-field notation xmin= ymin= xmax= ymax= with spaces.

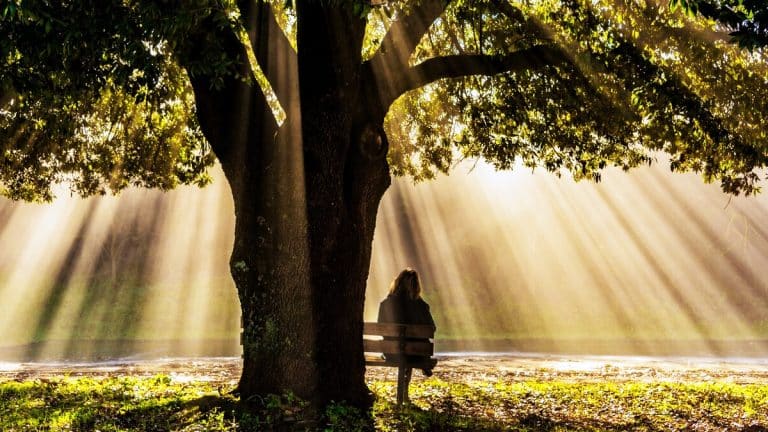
xmin=488 ymin=0 xmax=553 ymax=41
xmin=490 ymin=0 xmax=636 ymax=125
xmin=0 ymin=85 xmax=17 ymax=111
xmin=443 ymin=20 xmax=467 ymax=55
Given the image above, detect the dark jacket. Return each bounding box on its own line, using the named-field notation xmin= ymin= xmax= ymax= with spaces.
xmin=377 ymin=295 xmax=435 ymax=328
xmin=377 ymin=294 xmax=435 ymax=363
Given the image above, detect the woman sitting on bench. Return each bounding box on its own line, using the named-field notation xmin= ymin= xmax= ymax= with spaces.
xmin=377 ymin=268 xmax=436 ymax=385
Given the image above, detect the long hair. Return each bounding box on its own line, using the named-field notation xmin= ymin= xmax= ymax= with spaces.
xmin=389 ymin=268 xmax=422 ymax=300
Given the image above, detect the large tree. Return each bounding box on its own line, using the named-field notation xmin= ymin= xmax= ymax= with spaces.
xmin=3 ymin=0 xmax=768 ymax=412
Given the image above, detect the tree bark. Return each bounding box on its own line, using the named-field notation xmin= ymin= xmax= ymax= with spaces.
xmin=295 ymin=3 xmax=391 ymax=407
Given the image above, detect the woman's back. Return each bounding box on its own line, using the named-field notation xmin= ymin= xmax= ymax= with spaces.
xmin=378 ymin=294 xmax=435 ymax=328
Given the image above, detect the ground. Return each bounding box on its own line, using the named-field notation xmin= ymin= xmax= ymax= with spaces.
xmin=3 ymin=354 xmax=768 ymax=385
xmin=2 ymin=355 xmax=768 ymax=431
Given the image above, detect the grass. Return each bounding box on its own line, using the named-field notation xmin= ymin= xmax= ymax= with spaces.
xmin=2 ymin=375 xmax=768 ymax=431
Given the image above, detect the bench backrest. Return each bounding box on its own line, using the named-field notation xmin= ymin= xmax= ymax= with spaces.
xmin=363 ymin=322 xmax=435 ymax=356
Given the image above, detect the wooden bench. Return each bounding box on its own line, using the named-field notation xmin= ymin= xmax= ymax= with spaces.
xmin=363 ymin=322 xmax=438 ymax=404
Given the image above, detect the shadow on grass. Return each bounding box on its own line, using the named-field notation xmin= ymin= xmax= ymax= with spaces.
xmin=184 ymin=393 xmax=322 ymax=432
xmin=374 ymin=399 xmax=590 ymax=432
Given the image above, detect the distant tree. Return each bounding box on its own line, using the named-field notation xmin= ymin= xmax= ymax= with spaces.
xmin=2 ymin=0 xmax=767 ymax=414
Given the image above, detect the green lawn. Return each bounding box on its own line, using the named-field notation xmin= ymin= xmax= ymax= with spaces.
xmin=1 ymin=375 xmax=767 ymax=431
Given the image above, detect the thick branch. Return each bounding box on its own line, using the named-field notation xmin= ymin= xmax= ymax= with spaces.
xmin=182 ymin=7 xmax=278 ymax=177
xmin=398 ymin=44 xmax=569 ymax=97
xmin=372 ymin=0 xmax=448 ymax=68
xmin=362 ymin=0 xmax=449 ymax=121
xmin=239 ymin=1 xmax=298 ymax=111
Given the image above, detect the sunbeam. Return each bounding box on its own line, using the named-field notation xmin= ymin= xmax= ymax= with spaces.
xmin=2 ymin=162 xmax=768 ymax=359
xmin=366 ymin=161 xmax=768 ymax=357
xmin=0 ymin=165 xmax=238 ymax=361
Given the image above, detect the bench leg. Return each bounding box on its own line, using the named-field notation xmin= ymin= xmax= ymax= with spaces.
xmin=396 ymin=366 xmax=412 ymax=405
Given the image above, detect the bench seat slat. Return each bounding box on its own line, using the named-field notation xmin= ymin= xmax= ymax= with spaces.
xmin=363 ymin=322 xmax=435 ymax=338
xmin=363 ymin=339 xmax=434 ymax=356
xmin=365 ymin=356 xmax=437 ymax=369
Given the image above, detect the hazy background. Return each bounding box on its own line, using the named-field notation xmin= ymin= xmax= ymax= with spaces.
xmin=2 ymin=160 xmax=768 ymax=360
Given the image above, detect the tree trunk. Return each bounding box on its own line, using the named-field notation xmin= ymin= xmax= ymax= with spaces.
xmin=292 ymin=3 xmax=391 ymax=408
xmin=187 ymin=6 xmax=391 ymax=411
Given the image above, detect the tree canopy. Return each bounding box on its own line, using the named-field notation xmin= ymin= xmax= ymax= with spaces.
xmin=2 ymin=0 xmax=768 ymax=200
xmin=382 ymin=0 xmax=768 ymax=195
xmin=0 ymin=1 xmax=219 ymax=201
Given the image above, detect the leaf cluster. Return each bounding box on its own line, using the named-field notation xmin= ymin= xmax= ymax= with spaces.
xmin=383 ymin=0 xmax=768 ymax=194
xmin=0 ymin=0 xmax=248 ymax=200
xmin=670 ymin=0 xmax=768 ymax=50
